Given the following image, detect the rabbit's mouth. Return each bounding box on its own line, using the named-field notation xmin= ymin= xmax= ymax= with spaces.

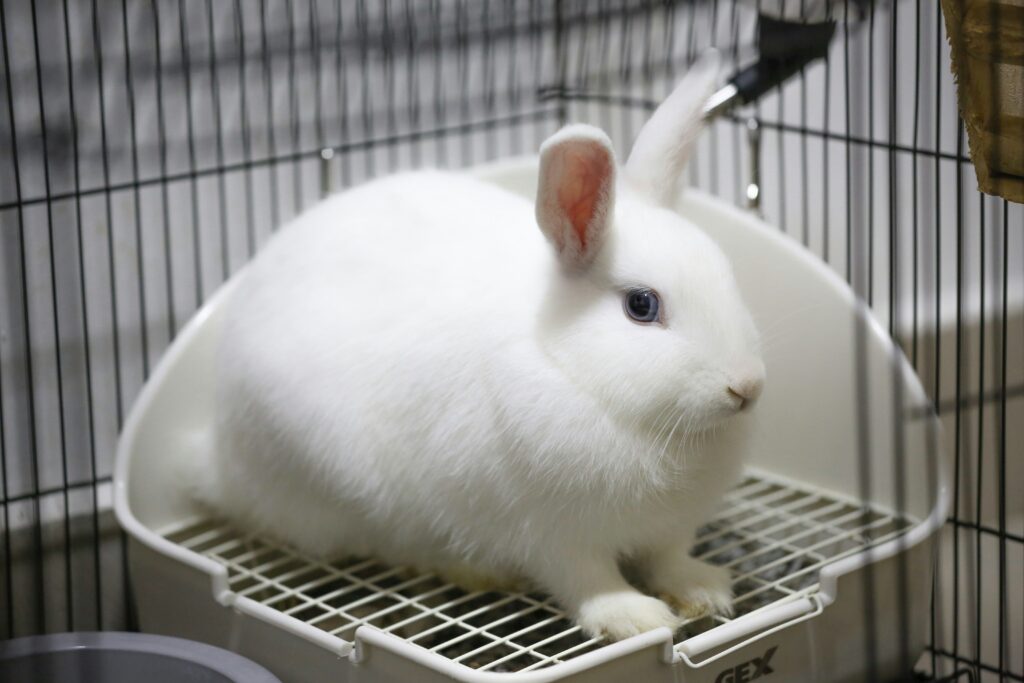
xmin=675 ymin=394 xmax=758 ymax=434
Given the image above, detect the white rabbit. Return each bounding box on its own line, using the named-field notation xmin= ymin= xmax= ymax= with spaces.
xmin=198 ymin=55 xmax=765 ymax=642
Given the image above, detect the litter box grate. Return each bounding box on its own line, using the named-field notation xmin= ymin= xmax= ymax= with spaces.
xmin=161 ymin=471 xmax=915 ymax=673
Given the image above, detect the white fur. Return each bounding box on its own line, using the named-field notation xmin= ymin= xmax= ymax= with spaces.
xmin=200 ymin=58 xmax=765 ymax=641
xmin=625 ymin=52 xmax=721 ymax=208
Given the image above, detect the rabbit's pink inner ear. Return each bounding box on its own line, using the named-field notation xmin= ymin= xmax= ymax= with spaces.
xmin=536 ymin=125 xmax=616 ymax=269
xmin=559 ymin=149 xmax=612 ymax=252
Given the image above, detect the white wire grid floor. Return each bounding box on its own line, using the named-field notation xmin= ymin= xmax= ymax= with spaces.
xmin=162 ymin=471 xmax=915 ymax=673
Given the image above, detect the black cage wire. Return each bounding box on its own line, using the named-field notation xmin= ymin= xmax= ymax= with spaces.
xmin=0 ymin=0 xmax=1020 ymax=681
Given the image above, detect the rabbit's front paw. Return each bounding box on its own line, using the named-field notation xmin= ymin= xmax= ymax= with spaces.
xmin=577 ymin=592 xmax=680 ymax=641
xmin=650 ymin=558 xmax=734 ymax=620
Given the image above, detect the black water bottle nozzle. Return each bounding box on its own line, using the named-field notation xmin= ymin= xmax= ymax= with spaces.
xmin=704 ymin=15 xmax=836 ymax=119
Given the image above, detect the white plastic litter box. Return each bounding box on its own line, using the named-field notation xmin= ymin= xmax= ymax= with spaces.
xmin=114 ymin=158 xmax=949 ymax=683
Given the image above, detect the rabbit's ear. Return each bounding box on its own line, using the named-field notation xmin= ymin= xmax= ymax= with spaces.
xmin=625 ymin=52 xmax=720 ymax=208
xmin=536 ymin=124 xmax=616 ymax=270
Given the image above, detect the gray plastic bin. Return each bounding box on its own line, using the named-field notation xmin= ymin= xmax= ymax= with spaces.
xmin=0 ymin=632 xmax=282 ymax=683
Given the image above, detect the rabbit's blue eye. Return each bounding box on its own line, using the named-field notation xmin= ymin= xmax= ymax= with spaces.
xmin=624 ymin=288 xmax=660 ymax=324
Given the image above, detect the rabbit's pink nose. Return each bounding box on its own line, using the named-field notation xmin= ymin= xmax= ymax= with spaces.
xmin=727 ymin=375 xmax=764 ymax=411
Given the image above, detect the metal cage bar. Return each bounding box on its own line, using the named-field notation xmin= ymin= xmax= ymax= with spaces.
xmin=0 ymin=1 xmax=1020 ymax=680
